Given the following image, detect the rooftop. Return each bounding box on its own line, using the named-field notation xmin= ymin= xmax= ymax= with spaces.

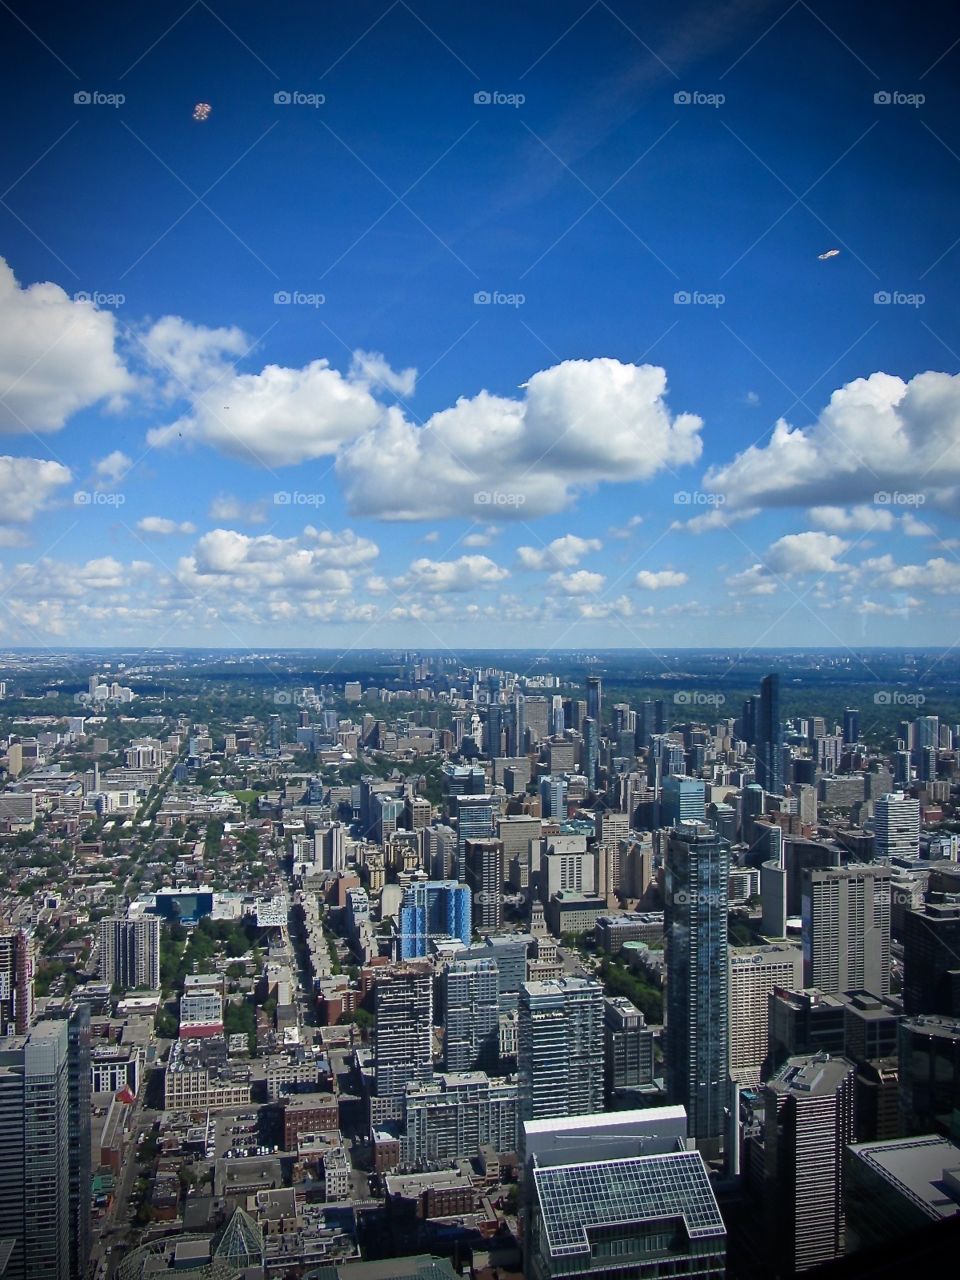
xmin=848 ymin=1136 xmax=960 ymax=1222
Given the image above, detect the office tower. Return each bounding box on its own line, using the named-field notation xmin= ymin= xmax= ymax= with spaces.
xmin=603 ymin=995 xmax=655 ymax=1107
xmin=665 ymin=821 xmax=730 ymax=1154
xmin=897 ymin=1015 xmax=960 ymax=1136
xmin=583 ymin=716 xmax=599 ymax=787
xmin=538 ymin=774 xmax=567 ymax=820
xmin=740 ymin=782 xmax=765 ymax=847
xmin=468 ymin=935 xmax=530 ymax=1013
xmin=374 ymin=963 xmax=434 ymax=1098
xmin=845 ymin=1134 xmax=960 ymax=1254
xmin=802 ymin=865 xmax=892 ymax=995
xmin=442 ymin=761 xmax=487 ymax=796
xmin=442 ymin=957 xmax=500 ymax=1072
xmin=756 ymin=674 xmax=783 ymax=795
xmin=425 ymin=823 xmax=458 ymax=880
xmin=783 ymin=837 xmax=840 ymax=915
xmin=914 ymin=714 xmax=940 ymax=755
xmin=518 ymin=977 xmax=604 ymax=1123
xmin=660 ymin=774 xmax=706 ymax=827
xmin=740 ymin=696 xmax=757 ymax=745
xmin=527 ymin=1150 xmax=726 ymax=1280
xmin=550 ymin=694 xmax=565 ymax=735
xmin=636 ymin=699 xmax=656 ymax=751
xmin=894 ymin=750 xmax=911 ymax=786
xmin=511 ymin=691 xmax=527 ymax=757
xmin=585 ymin=672 xmax=602 ymax=725
xmin=816 ymin=732 xmax=843 ymax=774
xmin=398 ymin=880 xmax=471 ymax=959
xmin=762 ymin=1053 xmax=856 ymax=1273
xmin=728 ymin=944 xmax=803 ymax=1085
xmin=873 ymin=791 xmax=921 ymax=860
xmin=66 ymin=1004 xmax=92 ymax=1280
xmin=0 ymin=1020 xmax=72 ymax=1279
xmin=466 ymin=838 xmax=504 ymax=932
xmin=760 ymin=859 xmax=787 ymax=937
xmin=843 ymin=707 xmax=861 ymax=746
xmin=99 ymin=915 xmax=161 ymax=990
xmin=268 ymin=712 xmax=281 ymax=750
xmin=917 ymin=744 xmax=937 ymax=782
xmin=451 ymin=792 xmax=497 ymax=880
xmin=766 ymin=988 xmax=846 ymax=1075
xmin=486 ymin=699 xmax=505 ymax=759
xmin=0 ymin=926 xmax=35 ymax=1034
xmin=902 ymin=900 xmax=960 ymax=1016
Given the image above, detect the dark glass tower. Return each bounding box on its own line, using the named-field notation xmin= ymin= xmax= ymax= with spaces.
xmin=756 ymin=674 xmax=783 ymax=796
xmin=665 ymin=821 xmax=730 ymax=1156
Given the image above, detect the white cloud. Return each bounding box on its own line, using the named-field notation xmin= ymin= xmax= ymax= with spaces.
xmin=139 ymin=315 xmax=249 ymax=393
xmin=608 ymin=515 xmax=644 ymax=539
xmin=347 ymin=349 xmax=416 ymax=397
xmin=807 ymin=504 xmax=895 ymax=533
xmin=578 ymin=594 xmax=634 ymax=618
xmin=517 ymin=534 xmax=602 ymax=570
xmin=865 ymin=555 xmax=960 ymax=595
xmin=137 ymin=516 xmax=197 ymax=536
xmin=671 ymin=506 xmax=759 ymax=534
xmin=393 ymin=555 xmax=509 ymax=593
xmin=706 ymin=371 xmax=960 ymax=513
xmin=338 ymin=359 xmax=703 ymax=519
xmin=548 ymin=569 xmax=606 ymax=595
xmin=634 ymin=569 xmax=688 ymax=590
xmin=764 ymin=531 xmax=851 ymax=576
xmin=462 ymin=525 xmax=500 ymax=548
xmin=178 ymin=527 xmax=379 ymax=597
xmin=0 ymin=259 xmax=134 ymax=432
xmin=94 ymin=450 xmax=132 ymax=488
xmin=901 ymin=512 xmax=935 ymax=537
xmin=726 ymin=564 xmax=778 ymax=595
xmin=207 ymin=494 xmax=268 ymax=525
xmin=0 ymin=456 xmax=72 ymax=524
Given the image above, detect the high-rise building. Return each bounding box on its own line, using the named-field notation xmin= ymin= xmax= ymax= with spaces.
xmin=603 ymin=995 xmax=655 ymax=1107
xmin=374 ymin=964 xmax=434 ymax=1099
xmin=843 ymin=708 xmax=861 ymax=746
xmin=401 ymin=1071 xmax=519 ymax=1165
xmin=762 ymin=1053 xmax=856 ymax=1273
xmin=511 ymin=692 xmax=527 ymax=757
xmin=466 ymin=838 xmax=504 ymax=933
xmin=451 ymin=793 xmax=497 ymax=881
xmin=873 ymin=791 xmax=921 ymax=860
xmin=0 ymin=1020 xmax=72 ymax=1279
xmin=398 ymin=881 xmax=471 ymax=960
xmin=442 ymin=958 xmax=500 ymax=1072
xmin=756 ymin=674 xmax=783 ymax=796
xmin=665 ymin=821 xmax=730 ymax=1154
xmin=897 ymin=1014 xmax=960 ymax=1136
xmin=583 ymin=716 xmax=599 ymax=788
xmin=518 ymin=977 xmax=604 ymax=1125
xmin=538 ymin=774 xmax=568 ymax=820
xmin=0 ymin=926 xmax=35 ymax=1034
xmin=728 ymin=943 xmax=803 ymax=1086
xmin=99 ymin=915 xmax=161 ymax=991
xmin=802 ymin=865 xmax=891 ymax=996
xmin=586 ymin=675 xmax=602 ymax=731
xmin=902 ymin=899 xmax=960 ymax=1016
xmin=66 ymin=1004 xmax=92 ymax=1280
xmin=660 ymin=774 xmax=706 ymax=827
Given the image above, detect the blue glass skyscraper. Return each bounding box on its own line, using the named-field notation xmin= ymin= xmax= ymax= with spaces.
xmin=756 ymin=674 xmax=783 ymax=796
xmin=398 ymin=880 xmax=472 ymax=959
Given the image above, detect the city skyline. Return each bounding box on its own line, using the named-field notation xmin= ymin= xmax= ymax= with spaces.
xmin=1 ymin=2 xmax=960 ymax=648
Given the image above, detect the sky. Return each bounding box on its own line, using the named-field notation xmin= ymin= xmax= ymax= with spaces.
xmin=1 ymin=0 xmax=960 ymax=658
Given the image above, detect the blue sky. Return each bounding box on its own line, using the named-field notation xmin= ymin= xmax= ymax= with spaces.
xmin=1 ymin=0 xmax=960 ymax=655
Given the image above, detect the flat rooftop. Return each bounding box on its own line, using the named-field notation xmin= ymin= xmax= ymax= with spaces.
xmin=848 ymin=1136 xmax=960 ymax=1221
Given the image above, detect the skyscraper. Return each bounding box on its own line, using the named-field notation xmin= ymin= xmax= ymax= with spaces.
xmin=66 ymin=1004 xmax=92 ymax=1280
xmin=660 ymin=774 xmax=706 ymax=827
xmin=99 ymin=915 xmax=161 ymax=990
xmin=374 ymin=964 xmax=434 ymax=1099
xmin=0 ymin=1020 xmax=72 ymax=1279
xmin=518 ymin=977 xmax=604 ymax=1124
xmin=902 ymin=899 xmax=960 ymax=1016
xmin=603 ymin=995 xmax=655 ymax=1107
xmin=665 ymin=821 xmax=730 ymax=1154
xmin=756 ymin=674 xmax=783 ymax=796
xmin=465 ymin=838 xmax=504 ymax=933
xmin=583 ymin=716 xmax=599 ymax=788
xmin=451 ymin=792 xmax=497 ymax=881
xmin=843 ymin=707 xmax=861 ymax=746
xmin=538 ymin=774 xmax=568 ymax=820
xmin=398 ymin=880 xmax=471 ymax=959
xmin=0 ymin=925 xmax=35 ymax=1034
xmin=586 ymin=674 xmax=602 ymax=731
xmin=728 ymin=944 xmax=803 ymax=1086
xmin=762 ymin=1053 xmax=856 ymax=1273
xmin=873 ymin=791 xmax=921 ymax=860
xmin=802 ymin=865 xmax=891 ymax=996
xmin=511 ymin=691 xmax=526 ymax=756
xmin=442 ymin=957 xmax=500 ymax=1072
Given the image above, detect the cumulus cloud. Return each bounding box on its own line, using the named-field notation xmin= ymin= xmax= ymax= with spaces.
xmin=671 ymin=505 xmax=759 ymax=534
xmin=139 ymin=315 xmax=249 ymax=393
xmin=462 ymin=525 xmax=499 ymax=547
xmin=764 ymin=531 xmax=851 ymax=576
xmin=706 ymin=371 xmax=960 ymax=513
xmin=94 ymin=450 xmax=132 ymax=488
xmin=807 ymin=504 xmax=895 ymax=533
xmin=393 ymin=555 xmax=509 ymax=593
xmin=864 ymin=555 xmax=960 ymax=595
xmin=338 ymin=359 xmax=703 ymax=519
xmin=517 ymin=534 xmax=602 ymax=570
xmin=0 ymin=456 xmax=73 ymax=524
xmin=608 ymin=515 xmax=644 ymax=539
xmin=635 ymin=569 xmax=688 ymax=589
xmin=178 ymin=526 xmax=379 ymax=597
xmin=348 ymin=349 xmax=416 ymax=397
xmin=0 ymin=260 xmax=135 ymax=432
xmin=207 ymin=494 xmax=268 ymax=524
xmin=137 ymin=516 xmax=197 ymax=536
xmin=548 ymin=569 xmax=606 ymax=595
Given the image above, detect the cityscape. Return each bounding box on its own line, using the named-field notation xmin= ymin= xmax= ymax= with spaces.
xmin=2 ymin=1 xmax=960 ymax=1277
